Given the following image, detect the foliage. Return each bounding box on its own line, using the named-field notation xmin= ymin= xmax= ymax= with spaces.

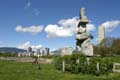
xmin=0 ymin=52 xmax=18 ymax=57
xmin=54 ymin=53 xmax=113 ymax=75
xmin=94 ymin=38 xmax=120 ymax=56
xmin=111 ymin=38 xmax=120 ymax=55
xmin=94 ymin=46 xmax=115 ymax=56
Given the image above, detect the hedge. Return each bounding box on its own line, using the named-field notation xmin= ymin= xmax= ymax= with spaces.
xmin=54 ymin=53 xmax=113 ymax=75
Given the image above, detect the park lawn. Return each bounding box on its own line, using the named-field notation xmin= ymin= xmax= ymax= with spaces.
xmin=0 ymin=60 xmax=120 ymax=80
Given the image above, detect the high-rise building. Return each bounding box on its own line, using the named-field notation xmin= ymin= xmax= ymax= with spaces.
xmin=27 ymin=47 xmax=32 ymax=56
xmin=36 ymin=48 xmax=40 ymax=54
xmin=59 ymin=47 xmax=73 ymax=56
xmin=99 ymin=26 xmax=105 ymax=43
xmin=45 ymin=48 xmax=49 ymax=56
xmin=27 ymin=47 xmax=32 ymax=52
xmin=34 ymin=48 xmax=41 ymax=57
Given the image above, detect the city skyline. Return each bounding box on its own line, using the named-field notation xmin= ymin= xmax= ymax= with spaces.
xmin=0 ymin=0 xmax=120 ymax=51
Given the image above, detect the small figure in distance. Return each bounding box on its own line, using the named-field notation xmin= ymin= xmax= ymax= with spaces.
xmin=33 ymin=56 xmax=41 ymax=70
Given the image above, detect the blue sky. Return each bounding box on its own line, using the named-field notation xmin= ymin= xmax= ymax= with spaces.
xmin=0 ymin=0 xmax=120 ymax=50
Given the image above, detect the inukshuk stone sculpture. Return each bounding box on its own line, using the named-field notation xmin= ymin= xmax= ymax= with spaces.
xmin=76 ymin=8 xmax=93 ymax=56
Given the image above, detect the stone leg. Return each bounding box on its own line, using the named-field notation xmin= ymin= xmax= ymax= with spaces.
xmin=76 ymin=45 xmax=81 ymax=52
xmin=81 ymin=38 xmax=93 ymax=56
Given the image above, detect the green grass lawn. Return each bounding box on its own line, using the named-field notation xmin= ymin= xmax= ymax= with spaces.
xmin=0 ymin=60 xmax=120 ymax=80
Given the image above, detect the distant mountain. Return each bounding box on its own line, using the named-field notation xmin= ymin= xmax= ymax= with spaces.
xmin=0 ymin=47 xmax=26 ymax=53
xmin=51 ymin=49 xmax=59 ymax=55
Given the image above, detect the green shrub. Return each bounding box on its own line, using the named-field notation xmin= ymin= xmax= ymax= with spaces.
xmin=54 ymin=53 xmax=113 ymax=75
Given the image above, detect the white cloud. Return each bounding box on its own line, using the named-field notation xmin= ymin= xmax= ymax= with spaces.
xmin=58 ymin=16 xmax=79 ymax=28
xmin=33 ymin=9 xmax=40 ymax=16
xmin=24 ymin=1 xmax=40 ymax=16
xmin=18 ymin=41 xmax=31 ymax=50
xmin=18 ymin=41 xmax=43 ymax=50
xmin=24 ymin=1 xmax=31 ymax=9
xmin=31 ymin=45 xmax=43 ymax=49
xmin=15 ymin=25 xmax=43 ymax=35
xmin=45 ymin=17 xmax=96 ymax=37
xmin=27 ymin=2 xmax=31 ymax=7
xmin=86 ymin=24 xmax=96 ymax=32
xmin=45 ymin=24 xmax=75 ymax=37
xmin=101 ymin=20 xmax=120 ymax=32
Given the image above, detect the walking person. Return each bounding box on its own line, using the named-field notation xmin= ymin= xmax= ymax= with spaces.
xmin=33 ymin=56 xmax=41 ymax=70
